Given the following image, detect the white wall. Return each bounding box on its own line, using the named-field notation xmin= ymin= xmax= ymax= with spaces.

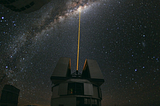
xmin=93 ymin=86 xmax=98 ymax=98
xmin=84 ymin=83 xmax=93 ymax=95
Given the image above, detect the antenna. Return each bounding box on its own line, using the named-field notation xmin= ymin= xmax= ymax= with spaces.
xmin=76 ymin=6 xmax=81 ymax=74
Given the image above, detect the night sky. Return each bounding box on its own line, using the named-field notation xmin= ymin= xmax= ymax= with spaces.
xmin=0 ymin=0 xmax=160 ymax=106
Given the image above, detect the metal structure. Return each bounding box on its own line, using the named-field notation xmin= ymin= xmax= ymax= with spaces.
xmin=0 ymin=84 xmax=20 ymax=106
xmin=0 ymin=0 xmax=51 ymax=13
xmin=50 ymin=58 xmax=104 ymax=106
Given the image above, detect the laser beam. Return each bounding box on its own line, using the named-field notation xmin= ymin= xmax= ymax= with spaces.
xmin=76 ymin=7 xmax=81 ymax=72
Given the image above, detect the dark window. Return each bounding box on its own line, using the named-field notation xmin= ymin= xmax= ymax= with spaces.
xmin=30 ymin=1 xmax=35 ymax=6
xmin=59 ymin=104 xmax=64 ymax=106
xmin=68 ymin=83 xmax=84 ymax=95
xmin=84 ymin=98 xmax=91 ymax=105
xmin=68 ymin=83 xmax=75 ymax=94
xmin=92 ymin=99 xmax=98 ymax=106
xmin=76 ymin=97 xmax=84 ymax=106
xmin=77 ymin=97 xmax=98 ymax=106
xmin=76 ymin=83 xmax=84 ymax=95
xmin=84 ymin=98 xmax=98 ymax=106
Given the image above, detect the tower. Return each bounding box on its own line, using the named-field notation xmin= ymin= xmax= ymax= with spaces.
xmin=50 ymin=57 xmax=104 ymax=106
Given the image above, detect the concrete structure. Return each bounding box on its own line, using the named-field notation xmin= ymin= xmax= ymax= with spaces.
xmin=0 ymin=84 xmax=20 ymax=106
xmin=50 ymin=58 xmax=104 ymax=106
xmin=0 ymin=0 xmax=51 ymax=13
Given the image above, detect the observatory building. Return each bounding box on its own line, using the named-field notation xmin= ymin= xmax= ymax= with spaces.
xmin=0 ymin=0 xmax=51 ymax=13
xmin=50 ymin=58 xmax=104 ymax=106
xmin=0 ymin=84 xmax=20 ymax=106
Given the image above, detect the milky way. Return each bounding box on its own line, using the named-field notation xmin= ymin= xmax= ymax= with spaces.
xmin=1 ymin=0 xmax=101 ymax=84
xmin=7 ymin=0 xmax=100 ymax=58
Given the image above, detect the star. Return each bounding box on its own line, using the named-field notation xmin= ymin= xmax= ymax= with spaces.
xmin=0 ymin=0 xmax=159 ymax=106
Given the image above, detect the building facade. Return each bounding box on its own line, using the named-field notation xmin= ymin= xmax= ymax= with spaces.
xmin=50 ymin=58 xmax=104 ymax=106
xmin=0 ymin=84 xmax=20 ymax=106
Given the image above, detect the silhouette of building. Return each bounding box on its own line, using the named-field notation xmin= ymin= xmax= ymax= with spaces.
xmin=0 ymin=0 xmax=51 ymax=13
xmin=0 ymin=84 xmax=20 ymax=106
xmin=50 ymin=58 xmax=104 ymax=106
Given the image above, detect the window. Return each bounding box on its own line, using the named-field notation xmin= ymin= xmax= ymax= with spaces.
xmin=76 ymin=97 xmax=84 ymax=105
xmin=84 ymin=98 xmax=87 ymax=104
xmin=84 ymin=98 xmax=91 ymax=104
xmin=68 ymin=83 xmax=84 ymax=95
xmin=92 ymin=99 xmax=97 ymax=106
xmin=68 ymin=83 xmax=75 ymax=94
xmin=76 ymin=83 xmax=84 ymax=95
xmin=83 ymin=98 xmax=91 ymax=106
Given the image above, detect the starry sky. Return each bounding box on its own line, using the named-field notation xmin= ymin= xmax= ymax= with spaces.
xmin=0 ymin=0 xmax=160 ymax=106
